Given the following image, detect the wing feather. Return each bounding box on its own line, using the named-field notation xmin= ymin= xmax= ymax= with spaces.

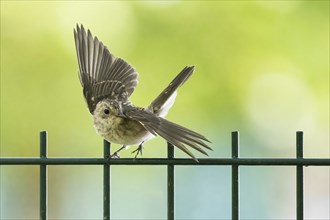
xmin=147 ymin=66 xmax=194 ymax=116
xmin=74 ymin=24 xmax=139 ymax=113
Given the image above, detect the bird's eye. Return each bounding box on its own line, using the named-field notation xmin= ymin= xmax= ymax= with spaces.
xmin=104 ymin=109 xmax=110 ymax=115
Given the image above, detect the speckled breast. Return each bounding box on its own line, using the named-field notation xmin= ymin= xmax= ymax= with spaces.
xmin=93 ymin=115 xmax=154 ymax=146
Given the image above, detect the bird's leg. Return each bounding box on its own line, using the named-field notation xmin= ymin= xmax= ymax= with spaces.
xmin=110 ymin=145 xmax=127 ymax=158
xmin=106 ymin=145 xmax=127 ymax=166
xmin=132 ymin=142 xmax=144 ymax=158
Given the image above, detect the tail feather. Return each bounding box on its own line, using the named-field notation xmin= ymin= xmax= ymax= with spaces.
xmin=157 ymin=121 xmax=209 ymax=156
xmin=162 ymin=119 xmax=211 ymax=144
xmin=127 ymin=108 xmax=211 ymax=161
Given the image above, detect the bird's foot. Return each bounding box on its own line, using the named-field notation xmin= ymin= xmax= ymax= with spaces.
xmin=132 ymin=143 xmax=144 ymax=159
xmin=105 ymin=145 xmax=127 ymax=165
xmin=106 ymin=152 xmax=120 ymax=165
xmin=112 ymin=145 xmax=127 ymax=157
xmin=110 ymin=152 xmax=121 ymax=159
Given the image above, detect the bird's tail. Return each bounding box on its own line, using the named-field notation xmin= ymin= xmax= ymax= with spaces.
xmin=147 ymin=66 xmax=194 ymax=117
xmin=127 ymin=103 xmax=212 ymax=161
xmin=145 ymin=116 xmax=212 ymax=161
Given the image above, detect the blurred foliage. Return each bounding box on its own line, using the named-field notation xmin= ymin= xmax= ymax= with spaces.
xmin=1 ymin=1 xmax=329 ymax=219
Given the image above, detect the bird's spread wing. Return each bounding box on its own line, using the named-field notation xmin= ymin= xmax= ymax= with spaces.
xmin=74 ymin=24 xmax=138 ymax=113
xmin=125 ymin=107 xmax=212 ymax=161
xmin=147 ymin=66 xmax=194 ymax=117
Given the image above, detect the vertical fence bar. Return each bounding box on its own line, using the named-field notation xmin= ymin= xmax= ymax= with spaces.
xmin=296 ymin=131 xmax=304 ymax=220
xmin=167 ymin=142 xmax=175 ymax=220
xmin=232 ymin=131 xmax=239 ymax=220
xmin=103 ymin=140 xmax=111 ymax=220
xmin=40 ymin=131 xmax=48 ymax=220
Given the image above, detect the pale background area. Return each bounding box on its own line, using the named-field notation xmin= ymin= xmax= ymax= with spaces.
xmin=1 ymin=1 xmax=329 ymax=219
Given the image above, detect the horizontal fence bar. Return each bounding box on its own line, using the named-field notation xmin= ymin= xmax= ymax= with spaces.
xmin=1 ymin=158 xmax=329 ymax=166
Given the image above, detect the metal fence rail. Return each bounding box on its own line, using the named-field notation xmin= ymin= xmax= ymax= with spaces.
xmin=1 ymin=131 xmax=330 ymax=220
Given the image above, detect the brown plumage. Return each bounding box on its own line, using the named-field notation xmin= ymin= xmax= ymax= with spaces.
xmin=74 ymin=24 xmax=211 ymax=161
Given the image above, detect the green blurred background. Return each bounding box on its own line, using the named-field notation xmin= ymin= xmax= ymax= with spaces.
xmin=1 ymin=1 xmax=329 ymax=219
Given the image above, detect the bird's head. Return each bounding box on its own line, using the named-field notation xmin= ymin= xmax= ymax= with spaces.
xmin=93 ymin=99 xmax=124 ymax=119
xmin=92 ymin=99 xmax=125 ymax=138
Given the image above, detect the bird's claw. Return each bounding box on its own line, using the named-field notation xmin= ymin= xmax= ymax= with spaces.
xmin=132 ymin=144 xmax=144 ymax=159
xmin=110 ymin=152 xmax=120 ymax=159
xmin=105 ymin=152 xmax=121 ymax=165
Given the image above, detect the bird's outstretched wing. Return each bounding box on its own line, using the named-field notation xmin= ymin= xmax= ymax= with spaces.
xmin=125 ymin=107 xmax=212 ymax=161
xmin=74 ymin=24 xmax=138 ymax=113
xmin=147 ymin=66 xmax=194 ymax=117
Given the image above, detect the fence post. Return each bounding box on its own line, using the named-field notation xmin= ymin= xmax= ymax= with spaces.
xmin=167 ymin=142 xmax=175 ymax=220
xmin=103 ymin=140 xmax=111 ymax=220
xmin=232 ymin=131 xmax=239 ymax=220
xmin=296 ymin=131 xmax=304 ymax=219
xmin=40 ymin=131 xmax=48 ymax=220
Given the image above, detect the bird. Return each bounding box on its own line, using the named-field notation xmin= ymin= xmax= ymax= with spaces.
xmin=73 ymin=24 xmax=211 ymax=161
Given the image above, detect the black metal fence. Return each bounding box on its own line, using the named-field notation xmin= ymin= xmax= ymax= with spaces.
xmin=1 ymin=131 xmax=329 ymax=220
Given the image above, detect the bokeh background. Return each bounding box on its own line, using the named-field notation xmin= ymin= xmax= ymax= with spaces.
xmin=1 ymin=1 xmax=329 ymax=219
